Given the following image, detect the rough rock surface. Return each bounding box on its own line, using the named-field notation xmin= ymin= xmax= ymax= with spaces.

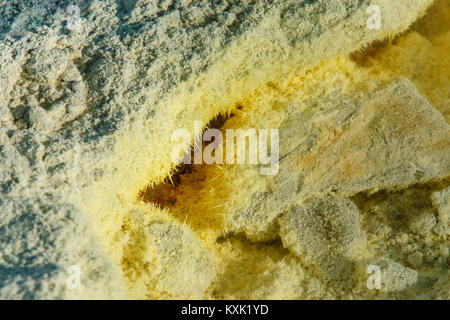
xmin=0 ymin=0 xmax=447 ymax=299
xmin=121 ymin=208 xmax=216 ymax=299
xmin=431 ymin=186 xmax=450 ymax=224
xmin=279 ymin=196 xmax=366 ymax=278
xmin=227 ymin=78 xmax=450 ymax=241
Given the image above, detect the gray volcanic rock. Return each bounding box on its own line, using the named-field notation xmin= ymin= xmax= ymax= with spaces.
xmin=279 ymin=196 xmax=366 ymax=279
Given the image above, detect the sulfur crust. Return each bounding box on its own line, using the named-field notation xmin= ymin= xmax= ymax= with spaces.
xmin=70 ymin=0 xmax=448 ymax=299
xmin=164 ymin=2 xmax=449 ymax=299
xmin=3 ymin=0 xmax=449 ymax=300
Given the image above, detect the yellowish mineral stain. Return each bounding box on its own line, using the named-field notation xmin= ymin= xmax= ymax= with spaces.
xmin=77 ymin=0 xmax=448 ymax=299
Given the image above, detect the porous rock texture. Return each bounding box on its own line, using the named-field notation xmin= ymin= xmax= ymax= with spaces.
xmin=0 ymin=0 xmax=448 ymax=299
xmin=279 ymin=196 xmax=366 ymax=279
xmin=227 ymin=78 xmax=450 ymax=241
